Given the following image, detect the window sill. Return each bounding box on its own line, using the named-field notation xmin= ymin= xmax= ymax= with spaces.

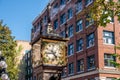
xmin=68 ymin=54 xmax=74 ymax=57
xmin=103 ymin=43 xmax=115 ymax=46
xmin=104 ymin=66 xmax=116 ymax=69
xmin=54 ymin=28 xmax=58 ymax=31
xmin=76 ymin=49 xmax=83 ymax=53
xmin=77 ymin=71 xmax=84 ymax=74
xmin=68 ymin=35 xmax=73 ymax=38
xmin=68 ymin=73 xmax=74 ymax=76
xmin=76 ymin=10 xmax=82 ymax=15
xmin=76 ymin=29 xmax=83 ymax=34
xmin=60 ymin=22 xmax=66 ymax=27
xmin=87 ymin=44 xmax=94 ymax=49
xmin=87 ymin=67 xmax=95 ymax=71
xmin=67 ymin=17 xmax=73 ymax=22
xmin=61 ymin=75 xmax=66 ymax=77
xmin=67 ymin=0 xmax=71 ymax=4
xmin=85 ymin=1 xmax=93 ymax=7
xmin=86 ymin=22 xmax=94 ymax=28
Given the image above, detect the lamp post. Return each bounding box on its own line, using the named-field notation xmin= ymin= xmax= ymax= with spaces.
xmin=0 ymin=51 xmax=9 ymax=80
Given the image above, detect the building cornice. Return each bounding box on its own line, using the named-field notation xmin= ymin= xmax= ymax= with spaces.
xmin=62 ymin=69 xmax=120 ymax=80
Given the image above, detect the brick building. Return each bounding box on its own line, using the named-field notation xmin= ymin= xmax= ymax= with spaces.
xmin=31 ymin=0 xmax=120 ymax=80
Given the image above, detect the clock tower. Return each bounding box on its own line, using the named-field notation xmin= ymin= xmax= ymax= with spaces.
xmin=31 ymin=13 xmax=68 ymax=80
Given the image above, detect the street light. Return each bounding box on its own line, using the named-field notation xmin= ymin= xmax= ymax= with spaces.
xmin=0 ymin=51 xmax=9 ymax=80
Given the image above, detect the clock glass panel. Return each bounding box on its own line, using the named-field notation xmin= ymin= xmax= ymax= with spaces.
xmin=42 ymin=39 xmax=67 ymax=66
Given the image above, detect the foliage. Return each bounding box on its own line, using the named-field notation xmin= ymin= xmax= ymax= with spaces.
xmin=0 ymin=20 xmax=20 ymax=80
xmin=88 ymin=0 xmax=120 ymax=27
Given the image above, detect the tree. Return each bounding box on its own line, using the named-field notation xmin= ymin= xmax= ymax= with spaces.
xmin=88 ymin=0 xmax=120 ymax=27
xmin=0 ymin=20 xmax=20 ymax=80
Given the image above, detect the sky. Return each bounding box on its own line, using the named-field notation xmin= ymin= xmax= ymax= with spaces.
xmin=0 ymin=0 xmax=49 ymax=41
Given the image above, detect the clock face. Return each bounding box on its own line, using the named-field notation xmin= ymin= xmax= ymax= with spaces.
xmin=42 ymin=40 xmax=67 ymax=66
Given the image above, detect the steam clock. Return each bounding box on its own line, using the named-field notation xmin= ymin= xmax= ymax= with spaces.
xmin=31 ymin=23 xmax=68 ymax=80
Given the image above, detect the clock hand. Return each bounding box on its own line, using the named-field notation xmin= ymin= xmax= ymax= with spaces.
xmin=51 ymin=50 xmax=57 ymax=58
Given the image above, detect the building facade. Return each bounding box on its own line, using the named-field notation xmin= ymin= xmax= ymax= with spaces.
xmin=31 ymin=0 xmax=120 ymax=80
xmin=16 ymin=40 xmax=31 ymax=80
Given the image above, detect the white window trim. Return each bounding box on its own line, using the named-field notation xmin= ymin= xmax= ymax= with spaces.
xmin=103 ymin=43 xmax=115 ymax=45
xmin=68 ymin=73 xmax=74 ymax=76
xmin=76 ymin=9 xmax=82 ymax=15
xmin=104 ymin=66 xmax=116 ymax=69
xmin=68 ymin=34 xmax=73 ymax=38
xmin=76 ymin=49 xmax=83 ymax=53
xmin=86 ymin=22 xmax=94 ymax=28
xmin=77 ymin=71 xmax=84 ymax=74
xmin=87 ymin=67 xmax=95 ymax=71
xmin=68 ymin=53 xmax=74 ymax=57
xmin=87 ymin=42 xmax=95 ymax=49
xmin=85 ymin=0 xmax=93 ymax=7
xmin=60 ymin=21 xmax=66 ymax=27
xmin=67 ymin=16 xmax=73 ymax=22
xmin=67 ymin=0 xmax=71 ymax=4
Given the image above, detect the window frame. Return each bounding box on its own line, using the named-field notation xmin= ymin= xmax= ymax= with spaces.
xmin=85 ymin=0 xmax=93 ymax=6
xmin=87 ymin=55 xmax=95 ymax=70
xmin=76 ymin=0 xmax=83 ymax=13
xmin=68 ymin=8 xmax=73 ymax=19
xmin=103 ymin=31 xmax=114 ymax=45
xmin=53 ymin=19 xmax=58 ymax=30
xmin=68 ymin=63 xmax=74 ymax=75
xmin=76 ymin=38 xmax=83 ymax=52
xmin=68 ymin=43 xmax=74 ymax=56
xmin=68 ymin=25 xmax=74 ymax=37
xmin=77 ymin=59 xmax=84 ymax=73
xmin=76 ymin=19 xmax=83 ymax=32
xmin=87 ymin=33 xmax=95 ymax=48
xmin=60 ymin=13 xmax=66 ymax=25
xmin=104 ymin=54 xmax=116 ymax=67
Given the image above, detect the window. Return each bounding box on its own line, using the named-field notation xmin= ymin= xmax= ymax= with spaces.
xmin=60 ymin=31 xmax=66 ymax=38
xmin=87 ymin=33 xmax=95 ymax=48
xmin=27 ymin=60 xmax=30 ymax=66
xmin=87 ymin=55 xmax=95 ymax=69
xmin=60 ymin=13 xmax=66 ymax=24
xmin=76 ymin=38 xmax=83 ymax=52
xmin=77 ymin=59 xmax=84 ymax=72
xmin=68 ymin=43 xmax=74 ymax=56
xmin=76 ymin=19 xmax=83 ymax=32
xmin=53 ymin=3 xmax=58 ymax=8
xmin=60 ymin=0 xmax=66 ymax=5
xmin=76 ymin=0 xmax=83 ymax=13
xmin=68 ymin=25 xmax=73 ymax=37
xmin=85 ymin=0 xmax=93 ymax=6
xmin=68 ymin=8 xmax=73 ymax=19
xmin=33 ymin=26 xmax=37 ymax=33
xmin=104 ymin=54 xmax=115 ymax=67
xmin=68 ymin=63 xmax=74 ymax=74
xmin=33 ymin=76 xmax=36 ymax=80
xmin=103 ymin=31 xmax=114 ymax=44
xmin=85 ymin=13 xmax=94 ymax=27
xmin=67 ymin=0 xmax=71 ymax=2
xmin=61 ymin=70 xmax=66 ymax=77
xmin=54 ymin=19 xmax=58 ymax=30
xmin=43 ymin=15 xmax=47 ymax=24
